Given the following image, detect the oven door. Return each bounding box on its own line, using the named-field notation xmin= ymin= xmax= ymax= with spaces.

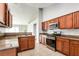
xmin=46 ymin=38 xmax=56 ymax=48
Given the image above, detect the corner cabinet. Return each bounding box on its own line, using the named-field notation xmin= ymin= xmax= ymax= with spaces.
xmin=0 ymin=3 xmax=12 ymax=27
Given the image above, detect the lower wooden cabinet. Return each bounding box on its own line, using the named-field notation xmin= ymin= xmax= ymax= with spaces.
xmin=56 ymin=37 xmax=69 ymax=55
xmin=56 ymin=38 xmax=63 ymax=52
xmin=19 ymin=37 xmax=28 ymax=51
xmin=70 ymin=40 xmax=79 ymax=56
xmin=28 ymin=36 xmax=35 ymax=49
xmin=18 ymin=36 xmax=35 ymax=52
xmin=56 ymin=36 xmax=79 ymax=56
xmin=0 ymin=48 xmax=17 ymax=56
xmin=62 ymin=39 xmax=69 ymax=55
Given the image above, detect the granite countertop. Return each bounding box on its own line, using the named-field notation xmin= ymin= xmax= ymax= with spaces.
xmin=40 ymin=33 xmax=47 ymax=35
xmin=56 ymin=34 xmax=79 ymax=40
xmin=0 ymin=36 xmax=19 ymax=50
xmin=0 ymin=35 xmax=35 ymax=50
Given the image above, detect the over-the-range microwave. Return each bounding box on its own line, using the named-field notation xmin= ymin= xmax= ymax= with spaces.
xmin=49 ymin=23 xmax=58 ymax=30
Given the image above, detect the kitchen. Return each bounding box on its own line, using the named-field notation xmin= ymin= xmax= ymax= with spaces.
xmin=0 ymin=3 xmax=79 ymax=56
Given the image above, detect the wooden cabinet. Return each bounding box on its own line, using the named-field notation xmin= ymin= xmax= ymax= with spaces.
xmin=59 ymin=16 xmax=66 ymax=29
xmin=0 ymin=48 xmax=17 ymax=56
xmin=70 ymin=40 xmax=79 ymax=56
xmin=8 ymin=11 xmax=12 ymax=27
xmin=5 ymin=10 xmax=12 ymax=27
xmin=56 ymin=38 xmax=63 ymax=52
xmin=65 ymin=13 xmax=73 ymax=29
xmin=28 ymin=36 xmax=35 ymax=49
xmin=53 ymin=18 xmax=59 ymax=23
xmin=39 ymin=34 xmax=46 ymax=45
xmin=42 ymin=21 xmax=48 ymax=31
xmin=42 ymin=11 xmax=79 ymax=29
xmin=0 ymin=3 xmax=12 ymax=27
xmin=62 ymin=39 xmax=69 ymax=55
xmin=19 ymin=37 xmax=28 ymax=51
xmin=73 ymin=11 xmax=79 ymax=28
xmin=0 ymin=3 xmax=6 ymax=24
xmin=18 ymin=36 xmax=35 ymax=52
xmin=56 ymin=36 xmax=79 ymax=56
xmin=59 ymin=13 xmax=73 ymax=29
xmin=56 ymin=37 xmax=69 ymax=55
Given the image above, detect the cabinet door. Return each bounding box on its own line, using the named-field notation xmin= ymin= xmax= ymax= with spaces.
xmin=19 ymin=37 xmax=28 ymax=51
xmin=76 ymin=11 xmax=79 ymax=28
xmin=39 ymin=35 xmax=42 ymax=43
xmin=56 ymin=38 xmax=63 ymax=52
xmin=0 ymin=48 xmax=17 ymax=56
xmin=28 ymin=36 xmax=35 ymax=49
xmin=65 ymin=13 xmax=73 ymax=29
xmin=53 ymin=18 xmax=59 ymax=23
xmin=42 ymin=36 xmax=46 ymax=45
xmin=8 ymin=12 xmax=12 ymax=27
xmin=42 ymin=22 xmax=45 ymax=31
xmin=45 ymin=21 xmax=49 ymax=30
xmin=59 ymin=16 xmax=66 ymax=29
xmin=63 ymin=39 xmax=69 ymax=55
xmin=70 ymin=40 xmax=79 ymax=56
xmin=73 ymin=11 xmax=79 ymax=28
xmin=0 ymin=3 xmax=6 ymax=24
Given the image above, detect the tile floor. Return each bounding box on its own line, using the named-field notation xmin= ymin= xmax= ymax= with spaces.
xmin=18 ymin=43 xmax=64 ymax=56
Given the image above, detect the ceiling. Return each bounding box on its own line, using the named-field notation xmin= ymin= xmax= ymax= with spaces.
xmin=8 ymin=3 xmax=55 ymax=25
xmin=25 ymin=3 xmax=54 ymax=8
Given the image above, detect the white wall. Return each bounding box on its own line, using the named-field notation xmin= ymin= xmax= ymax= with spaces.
xmin=43 ymin=3 xmax=79 ymax=21
xmin=27 ymin=18 xmax=39 ymax=43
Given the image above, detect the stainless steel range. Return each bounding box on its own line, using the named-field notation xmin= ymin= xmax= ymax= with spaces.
xmin=46 ymin=31 xmax=61 ymax=51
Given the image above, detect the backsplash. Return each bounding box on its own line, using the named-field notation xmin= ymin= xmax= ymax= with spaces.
xmin=61 ymin=29 xmax=79 ymax=35
xmin=45 ymin=29 xmax=79 ymax=36
xmin=0 ymin=28 xmax=5 ymax=36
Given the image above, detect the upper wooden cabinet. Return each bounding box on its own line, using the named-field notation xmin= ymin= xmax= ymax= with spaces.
xmin=73 ymin=11 xmax=79 ymax=28
xmin=59 ymin=13 xmax=73 ymax=29
xmin=42 ymin=11 xmax=79 ymax=29
xmin=0 ymin=3 xmax=6 ymax=24
xmin=0 ymin=3 xmax=12 ymax=27
xmin=6 ymin=11 xmax=12 ymax=27
xmin=65 ymin=13 xmax=73 ymax=29
xmin=53 ymin=18 xmax=59 ymax=23
xmin=42 ymin=21 xmax=48 ymax=31
xmin=59 ymin=16 xmax=66 ymax=29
